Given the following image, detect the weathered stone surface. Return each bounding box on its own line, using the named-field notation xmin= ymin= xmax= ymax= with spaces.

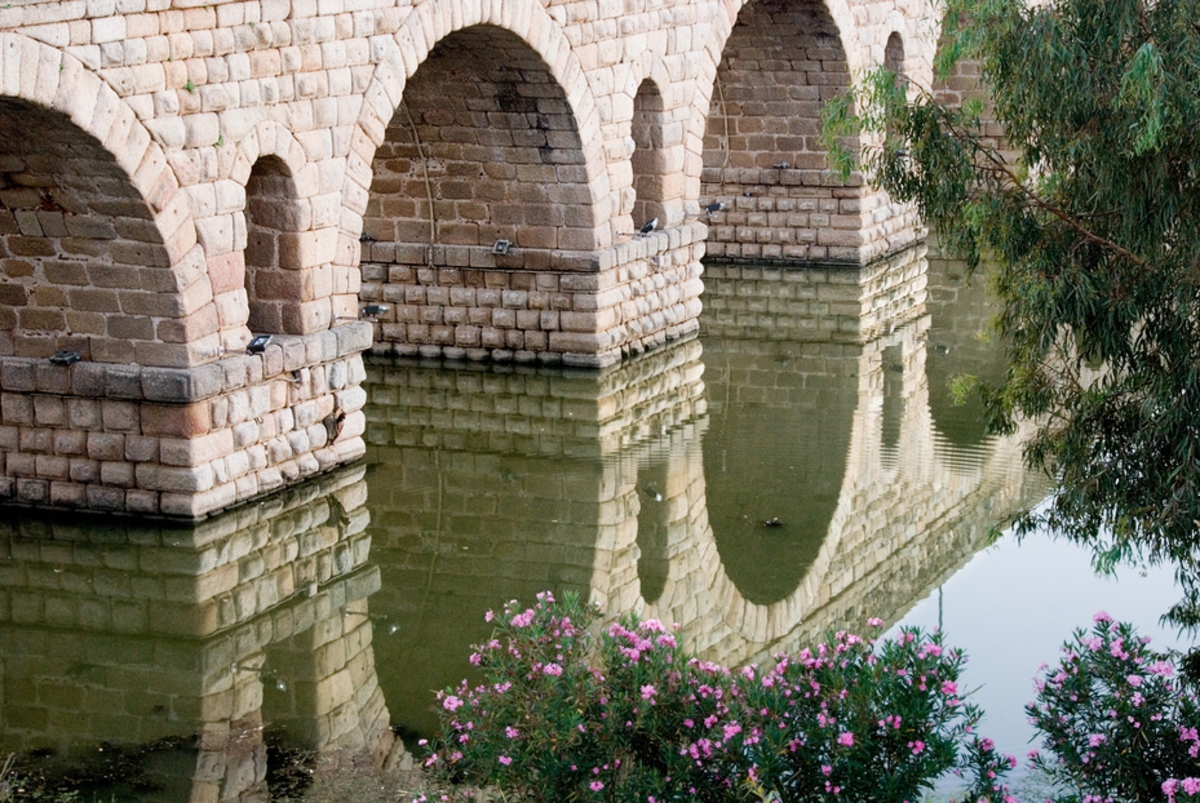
xmin=0 ymin=0 xmax=942 ymax=515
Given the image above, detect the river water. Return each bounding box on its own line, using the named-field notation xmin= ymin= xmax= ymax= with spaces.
xmin=0 ymin=241 xmax=1174 ymax=800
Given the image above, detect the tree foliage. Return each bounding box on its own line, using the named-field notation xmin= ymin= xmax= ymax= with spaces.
xmin=824 ymin=0 xmax=1200 ymax=625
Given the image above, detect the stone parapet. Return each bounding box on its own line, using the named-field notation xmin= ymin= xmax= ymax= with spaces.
xmin=0 ymin=322 xmax=373 ymax=519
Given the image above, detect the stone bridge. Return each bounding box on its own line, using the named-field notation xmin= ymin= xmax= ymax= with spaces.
xmin=0 ymin=0 xmax=944 ymax=517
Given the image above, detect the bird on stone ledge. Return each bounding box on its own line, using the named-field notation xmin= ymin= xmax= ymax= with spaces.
xmin=638 ymin=217 xmax=659 ymax=236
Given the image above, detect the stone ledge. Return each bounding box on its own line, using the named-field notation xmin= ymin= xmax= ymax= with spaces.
xmin=0 ymin=322 xmax=374 ymax=404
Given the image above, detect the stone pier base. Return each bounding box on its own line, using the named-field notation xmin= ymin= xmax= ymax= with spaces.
xmin=361 ymin=222 xmax=708 ymax=368
xmin=0 ymin=322 xmax=373 ymax=519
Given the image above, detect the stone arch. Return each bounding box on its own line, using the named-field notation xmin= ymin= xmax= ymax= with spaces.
xmin=687 ymin=0 xmax=866 ymax=263
xmin=232 ymin=121 xmax=334 ymax=337
xmin=351 ymin=9 xmax=613 ymax=360
xmin=365 ymin=25 xmax=598 ymax=253
xmin=630 ymin=78 xmax=672 ymax=233
xmin=349 ymin=0 xmax=610 ymax=253
xmin=885 ymin=31 xmax=906 ymax=76
xmin=0 ymin=34 xmax=205 ymax=368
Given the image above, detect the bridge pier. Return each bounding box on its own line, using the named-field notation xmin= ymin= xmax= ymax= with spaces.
xmin=0 ymin=326 xmax=370 ymax=518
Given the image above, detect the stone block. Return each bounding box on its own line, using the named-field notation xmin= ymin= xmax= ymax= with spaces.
xmin=105 ymin=365 xmax=144 ymax=400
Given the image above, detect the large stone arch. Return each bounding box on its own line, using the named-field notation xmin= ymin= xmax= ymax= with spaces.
xmin=345 ymin=0 xmax=616 ymax=362
xmin=347 ymin=0 xmax=610 ymax=250
xmin=687 ymin=0 xmax=864 ymax=264
xmin=0 ymin=33 xmax=205 ymax=368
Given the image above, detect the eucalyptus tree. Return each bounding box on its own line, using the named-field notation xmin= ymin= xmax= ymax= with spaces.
xmin=823 ymin=0 xmax=1200 ymax=624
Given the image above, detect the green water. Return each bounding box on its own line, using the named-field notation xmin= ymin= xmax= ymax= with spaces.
xmin=0 ymin=241 xmax=1062 ymax=800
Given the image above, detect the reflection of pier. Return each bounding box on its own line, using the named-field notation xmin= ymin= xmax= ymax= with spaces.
xmin=362 ymin=242 xmax=1042 ymax=734
xmin=0 ymin=467 xmax=403 ymax=800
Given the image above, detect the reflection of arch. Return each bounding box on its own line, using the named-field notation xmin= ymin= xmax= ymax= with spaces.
xmin=925 ymin=245 xmax=1006 ymax=454
xmin=0 ymin=34 xmax=203 ymax=367
xmin=701 ymin=341 xmax=857 ymax=604
xmin=349 ymin=0 xmax=610 ymax=255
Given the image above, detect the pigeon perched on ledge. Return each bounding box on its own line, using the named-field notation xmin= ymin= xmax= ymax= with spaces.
xmin=639 ymin=217 xmax=659 ymax=235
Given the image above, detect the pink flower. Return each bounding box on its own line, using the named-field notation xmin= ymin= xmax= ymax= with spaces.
xmin=1088 ymin=733 xmax=1106 ymax=747
xmin=442 ymin=695 xmax=463 ymax=711
xmin=867 ymin=617 xmax=884 ymax=627
xmin=1127 ymin=674 xmax=1144 ymax=687
xmin=1093 ymin=611 xmax=1113 ymax=623
xmin=505 ymin=726 xmax=519 ymax=738
xmin=641 ymin=684 xmax=656 ymax=699
xmin=544 ymin=663 xmax=563 ymax=676
xmin=909 ymin=740 xmax=925 ymax=755
xmin=498 ymin=756 xmax=512 ymax=766
xmin=837 ymin=732 xmax=854 ymax=747
xmin=590 ymin=781 xmax=604 ymax=792
xmin=1183 ymin=778 xmax=1200 ymax=795
xmin=941 ymin=681 xmax=958 ymax=696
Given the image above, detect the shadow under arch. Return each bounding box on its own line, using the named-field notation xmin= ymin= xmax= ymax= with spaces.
xmin=0 ymin=96 xmax=179 ymax=364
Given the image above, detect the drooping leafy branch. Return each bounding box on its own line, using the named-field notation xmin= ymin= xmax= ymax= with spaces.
xmin=823 ymin=0 xmax=1200 ymax=625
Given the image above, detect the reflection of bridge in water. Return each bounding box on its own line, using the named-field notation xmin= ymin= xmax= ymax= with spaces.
xmin=362 ymin=243 xmax=1044 ymax=735
xmin=0 ymin=244 xmax=1045 ymax=779
xmin=0 ymin=466 xmax=404 ymax=801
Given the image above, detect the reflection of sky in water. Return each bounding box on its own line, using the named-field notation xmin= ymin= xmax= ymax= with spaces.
xmin=894 ymin=529 xmax=1186 ymax=763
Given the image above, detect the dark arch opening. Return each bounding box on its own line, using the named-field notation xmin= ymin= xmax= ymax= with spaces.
xmin=631 ymin=79 xmax=668 ymax=232
xmin=701 ymin=0 xmax=857 ymax=262
xmin=885 ymin=31 xmax=905 ymax=76
xmin=0 ymin=97 xmax=170 ymax=364
xmin=365 ymin=25 xmax=596 ymax=259
xmin=245 ymin=155 xmax=303 ymax=335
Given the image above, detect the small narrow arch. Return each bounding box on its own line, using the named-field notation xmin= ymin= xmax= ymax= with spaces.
xmin=631 ymin=79 xmax=669 ymax=232
xmin=884 ymin=31 xmax=906 ymax=76
xmin=244 ymin=155 xmax=304 ymax=335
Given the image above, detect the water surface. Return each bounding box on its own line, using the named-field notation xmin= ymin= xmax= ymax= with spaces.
xmin=0 ymin=241 xmax=1078 ymax=799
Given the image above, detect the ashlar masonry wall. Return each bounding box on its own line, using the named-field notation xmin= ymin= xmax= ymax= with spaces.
xmin=0 ymin=0 xmax=944 ymax=514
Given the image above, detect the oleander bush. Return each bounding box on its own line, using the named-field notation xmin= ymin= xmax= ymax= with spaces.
xmin=420 ymin=592 xmax=1015 ymax=802
xmin=1027 ymin=614 xmax=1200 ymax=803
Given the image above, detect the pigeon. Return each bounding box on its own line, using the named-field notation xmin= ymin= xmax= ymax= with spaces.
xmin=639 ymin=217 xmax=659 ymax=235
xmin=704 ymin=202 xmax=726 ymax=214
